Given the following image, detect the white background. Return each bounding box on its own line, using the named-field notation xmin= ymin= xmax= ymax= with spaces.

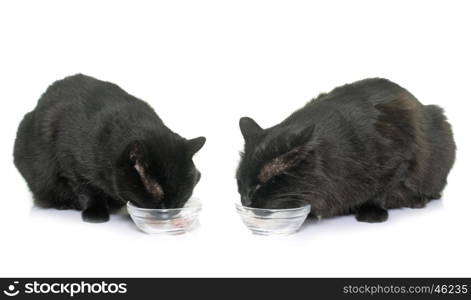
xmin=1 ymin=0 xmax=470 ymax=277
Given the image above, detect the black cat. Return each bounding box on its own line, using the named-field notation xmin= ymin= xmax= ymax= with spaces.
xmin=14 ymin=74 xmax=205 ymax=223
xmin=237 ymin=78 xmax=456 ymax=222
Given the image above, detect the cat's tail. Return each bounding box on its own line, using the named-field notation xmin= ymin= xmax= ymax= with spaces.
xmin=424 ymin=105 xmax=455 ymax=148
xmin=13 ymin=111 xmax=35 ymax=171
xmin=424 ymin=104 xmax=454 ymax=146
xmin=423 ymin=104 xmax=456 ymax=190
xmin=424 ymin=104 xmax=447 ymax=123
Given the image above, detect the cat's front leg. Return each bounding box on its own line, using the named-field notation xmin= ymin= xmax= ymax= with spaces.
xmin=355 ymin=161 xmax=409 ymax=223
xmin=78 ymin=193 xmax=110 ymax=223
xmin=355 ymin=204 xmax=389 ymax=223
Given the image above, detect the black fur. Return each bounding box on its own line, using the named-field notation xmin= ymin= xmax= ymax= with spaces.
xmin=14 ymin=74 xmax=205 ymax=222
xmin=237 ymin=78 xmax=456 ymax=223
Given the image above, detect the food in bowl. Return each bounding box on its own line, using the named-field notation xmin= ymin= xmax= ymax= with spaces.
xmin=127 ymin=197 xmax=201 ymax=234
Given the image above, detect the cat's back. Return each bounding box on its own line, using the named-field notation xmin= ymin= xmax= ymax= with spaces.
xmin=285 ymin=78 xmax=422 ymax=125
xmin=21 ymin=74 xmax=160 ymax=150
xmin=37 ymin=74 xmax=155 ymax=124
xmin=312 ymin=78 xmax=417 ymax=108
xmin=36 ymin=74 xmax=133 ymax=110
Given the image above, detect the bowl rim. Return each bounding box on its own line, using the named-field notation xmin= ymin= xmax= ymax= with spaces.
xmin=235 ymin=201 xmax=311 ymax=213
xmin=127 ymin=198 xmax=201 ymax=213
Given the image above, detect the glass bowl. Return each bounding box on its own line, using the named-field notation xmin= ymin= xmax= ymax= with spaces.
xmin=235 ymin=201 xmax=311 ymax=235
xmin=127 ymin=198 xmax=202 ymax=234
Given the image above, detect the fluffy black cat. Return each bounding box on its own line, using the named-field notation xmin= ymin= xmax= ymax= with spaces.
xmin=14 ymin=74 xmax=205 ymax=223
xmin=237 ymin=78 xmax=456 ymax=222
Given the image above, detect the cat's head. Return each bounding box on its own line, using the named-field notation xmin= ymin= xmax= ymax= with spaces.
xmin=116 ymin=135 xmax=205 ymax=209
xmin=236 ymin=117 xmax=316 ymax=209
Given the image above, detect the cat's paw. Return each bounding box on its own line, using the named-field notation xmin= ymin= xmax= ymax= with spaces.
xmin=355 ymin=206 xmax=388 ymax=223
xmin=81 ymin=207 xmax=110 ymax=223
xmin=408 ymin=197 xmax=429 ymax=209
xmin=409 ymin=201 xmax=427 ymax=209
xmin=427 ymin=193 xmax=442 ymax=200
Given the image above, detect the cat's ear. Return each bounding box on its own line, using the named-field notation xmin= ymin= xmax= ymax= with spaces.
xmin=239 ymin=117 xmax=263 ymax=140
xmin=258 ymin=125 xmax=315 ymax=183
xmin=129 ymin=141 xmax=164 ymax=199
xmin=258 ymin=147 xmax=310 ymax=183
xmin=187 ymin=136 xmax=206 ymax=156
xmin=291 ymin=124 xmax=315 ymax=146
xmin=129 ymin=141 xmax=146 ymax=162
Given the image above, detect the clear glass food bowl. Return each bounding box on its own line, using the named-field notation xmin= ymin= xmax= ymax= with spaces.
xmin=127 ymin=198 xmax=201 ymax=234
xmin=235 ymin=201 xmax=311 ymax=236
